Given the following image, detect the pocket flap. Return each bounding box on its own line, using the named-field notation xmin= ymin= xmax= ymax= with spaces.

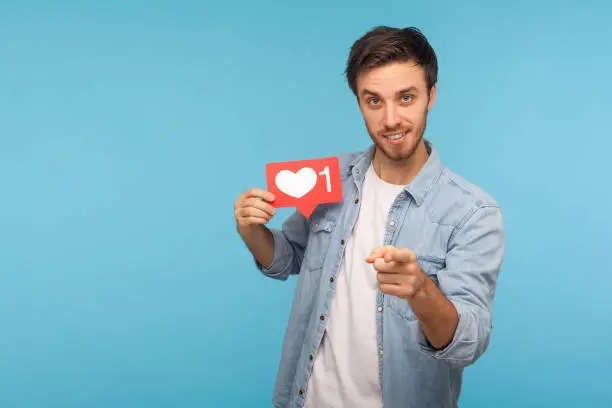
xmin=311 ymin=218 xmax=336 ymax=233
xmin=416 ymin=255 xmax=445 ymax=276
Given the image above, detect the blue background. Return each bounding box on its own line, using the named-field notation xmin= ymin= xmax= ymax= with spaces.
xmin=1 ymin=1 xmax=611 ymax=407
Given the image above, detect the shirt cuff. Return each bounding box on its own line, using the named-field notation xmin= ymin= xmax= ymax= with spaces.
xmin=416 ymin=300 xmax=479 ymax=365
xmin=254 ymin=228 xmax=284 ymax=273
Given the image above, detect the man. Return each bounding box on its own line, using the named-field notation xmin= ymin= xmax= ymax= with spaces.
xmin=234 ymin=26 xmax=505 ymax=408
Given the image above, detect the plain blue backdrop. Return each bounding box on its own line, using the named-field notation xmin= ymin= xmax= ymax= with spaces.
xmin=1 ymin=1 xmax=611 ymax=407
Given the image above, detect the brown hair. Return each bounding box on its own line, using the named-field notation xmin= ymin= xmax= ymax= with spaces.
xmin=345 ymin=26 xmax=438 ymax=96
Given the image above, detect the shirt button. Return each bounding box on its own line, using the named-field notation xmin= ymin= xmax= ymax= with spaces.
xmin=313 ymin=224 xmax=319 ymax=232
xmin=380 ymin=350 xmax=384 ymax=356
xmin=378 ymin=306 xmax=383 ymax=312
xmin=341 ymin=239 xmax=345 ymax=245
xmin=389 ymin=220 xmax=395 ymax=227
xmin=330 ymin=276 xmax=335 ymax=283
xmin=320 ymin=315 xmax=325 ymax=321
xmin=298 ymin=389 xmax=303 ymax=396
xmin=309 ymin=354 xmax=314 ymax=361
xmin=354 ymin=198 xmax=359 ymax=204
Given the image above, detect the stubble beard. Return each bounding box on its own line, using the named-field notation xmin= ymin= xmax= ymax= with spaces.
xmin=368 ymin=111 xmax=428 ymax=162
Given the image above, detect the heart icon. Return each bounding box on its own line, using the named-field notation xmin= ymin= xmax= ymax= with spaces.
xmin=275 ymin=167 xmax=317 ymax=198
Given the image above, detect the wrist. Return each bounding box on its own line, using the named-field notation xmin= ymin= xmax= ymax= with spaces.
xmin=237 ymin=223 xmax=263 ymax=237
xmin=408 ymin=269 xmax=430 ymax=301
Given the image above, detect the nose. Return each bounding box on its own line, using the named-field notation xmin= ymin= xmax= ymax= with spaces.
xmin=383 ymin=105 xmax=401 ymax=129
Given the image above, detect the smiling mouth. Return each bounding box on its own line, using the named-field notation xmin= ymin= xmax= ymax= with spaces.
xmin=383 ymin=130 xmax=408 ymax=144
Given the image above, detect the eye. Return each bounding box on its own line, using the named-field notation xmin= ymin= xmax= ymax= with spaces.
xmin=401 ymin=94 xmax=413 ymax=103
xmin=368 ymin=97 xmax=380 ymax=105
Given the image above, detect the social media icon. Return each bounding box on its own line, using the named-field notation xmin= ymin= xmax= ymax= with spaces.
xmin=266 ymin=156 xmax=342 ymax=218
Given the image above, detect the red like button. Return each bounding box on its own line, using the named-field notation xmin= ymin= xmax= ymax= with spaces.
xmin=266 ymin=156 xmax=343 ymax=218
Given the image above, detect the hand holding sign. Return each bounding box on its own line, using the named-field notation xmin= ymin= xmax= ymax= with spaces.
xmin=234 ymin=188 xmax=277 ymax=229
xmin=266 ymin=156 xmax=342 ymax=218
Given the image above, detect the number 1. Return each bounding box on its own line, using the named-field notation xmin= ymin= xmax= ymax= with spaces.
xmin=319 ymin=166 xmax=331 ymax=192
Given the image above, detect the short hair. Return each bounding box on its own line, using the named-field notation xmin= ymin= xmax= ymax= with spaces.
xmin=345 ymin=26 xmax=438 ymax=95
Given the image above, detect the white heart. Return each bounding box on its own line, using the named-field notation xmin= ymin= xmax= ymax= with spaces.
xmin=275 ymin=167 xmax=317 ymax=198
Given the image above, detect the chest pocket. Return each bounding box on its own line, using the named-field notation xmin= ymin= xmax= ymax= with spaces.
xmin=386 ymin=255 xmax=445 ymax=320
xmin=303 ymin=216 xmax=337 ymax=272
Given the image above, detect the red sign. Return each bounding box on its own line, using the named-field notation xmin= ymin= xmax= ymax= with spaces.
xmin=266 ymin=156 xmax=343 ymax=218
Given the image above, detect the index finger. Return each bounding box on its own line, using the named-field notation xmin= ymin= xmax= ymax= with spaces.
xmin=365 ymin=245 xmax=394 ymax=263
xmin=385 ymin=248 xmax=416 ymax=264
xmin=245 ymin=188 xmax=275 ymax=202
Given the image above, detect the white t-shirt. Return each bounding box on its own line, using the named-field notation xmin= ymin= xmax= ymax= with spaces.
xmin=304 ymin=164 xmax=405 ymax=408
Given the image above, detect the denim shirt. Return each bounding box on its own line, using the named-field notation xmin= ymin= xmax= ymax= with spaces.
xmin=256 ymin=140 xmax=505 ymax=408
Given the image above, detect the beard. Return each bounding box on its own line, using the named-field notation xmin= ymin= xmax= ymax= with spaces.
xmin=367 ymin=110 xmax=428 ymax=162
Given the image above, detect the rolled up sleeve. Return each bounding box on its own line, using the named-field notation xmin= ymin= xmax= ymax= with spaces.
xmin=255 ymin=210 xmax=310 ymax=281
xmin=417 ymin=204 xmax=505 ymax=367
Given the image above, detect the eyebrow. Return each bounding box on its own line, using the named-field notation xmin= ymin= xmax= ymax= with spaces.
xmin=360 ymin=86 xmax=419 ymax=97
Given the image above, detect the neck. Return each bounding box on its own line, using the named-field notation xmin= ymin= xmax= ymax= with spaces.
xmin=372 ymin=139 xmax=429 ymax=185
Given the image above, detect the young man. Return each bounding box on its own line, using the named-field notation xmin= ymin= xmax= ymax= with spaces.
xmin=234 ymin=26 xmax=505 ymax=408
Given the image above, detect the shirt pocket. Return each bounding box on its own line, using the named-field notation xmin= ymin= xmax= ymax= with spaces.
xmin=386 ymin=255 xmax=444 ymax=320
xmin=303 ymin=216 xmax=337 ymax=271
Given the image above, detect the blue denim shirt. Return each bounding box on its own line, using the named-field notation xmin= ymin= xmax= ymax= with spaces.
xmin=257 ymin=140 xmax=505 ymax=408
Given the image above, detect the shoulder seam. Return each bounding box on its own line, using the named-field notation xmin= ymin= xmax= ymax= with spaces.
xmin=450 ymin=204 xmax=501 ymax=242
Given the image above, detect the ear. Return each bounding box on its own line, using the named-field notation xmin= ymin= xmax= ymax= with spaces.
xmin=427 ymin=84 xmax=437 ymax=111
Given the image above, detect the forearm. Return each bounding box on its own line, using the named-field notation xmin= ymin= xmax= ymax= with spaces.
xmin=238 ymin=224 xmax=275 ymax=269
xmin=409 ymin=273 xmax=493 ymax=367
xmin=409 ymin=276 xmax=459 ymax=350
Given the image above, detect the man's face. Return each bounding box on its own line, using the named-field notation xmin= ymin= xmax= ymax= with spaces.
xmin=356 ymin=60 xmax=436 ymax=162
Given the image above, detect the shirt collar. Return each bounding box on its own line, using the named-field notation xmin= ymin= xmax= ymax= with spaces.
xmin=348 ymin=139 xmax=443 ymax=206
